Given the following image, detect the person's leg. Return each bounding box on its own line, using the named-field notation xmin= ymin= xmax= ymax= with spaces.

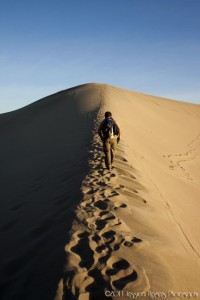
xmin=110 ymin=138 xmax=117 ymax=166
xmin=103 ymin=139 xmax=111 ymax=169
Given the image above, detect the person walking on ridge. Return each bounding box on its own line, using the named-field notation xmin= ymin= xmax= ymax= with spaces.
xmin=98 ymin=111 xmax=120 ymax=170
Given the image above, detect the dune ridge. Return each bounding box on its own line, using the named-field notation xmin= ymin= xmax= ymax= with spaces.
xmin=58 ymin=110 xmax=151 ymax=300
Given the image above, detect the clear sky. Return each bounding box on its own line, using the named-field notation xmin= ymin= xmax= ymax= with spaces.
xmin=0 ymin=0 xmax=200 ymax=113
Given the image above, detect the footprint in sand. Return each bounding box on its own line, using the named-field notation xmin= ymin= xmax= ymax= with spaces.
xmin=10 ymin=201 xmax=26 ymax=211
xmin=102 ymin=256 xmax=137 ymax=290
xmin=0 ymin=219 xmax=17 ymax=232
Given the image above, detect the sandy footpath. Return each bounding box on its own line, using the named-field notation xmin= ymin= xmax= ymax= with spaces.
xmin=1 ymin=83 xmax=200 ymax=300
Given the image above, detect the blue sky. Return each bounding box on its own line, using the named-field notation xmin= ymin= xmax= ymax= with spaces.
xmin=0 ymin=0 xmax=200 ymax=113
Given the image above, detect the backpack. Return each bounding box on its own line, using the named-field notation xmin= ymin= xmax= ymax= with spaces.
xmin=102 ymin=118 xmax=119 ymax=138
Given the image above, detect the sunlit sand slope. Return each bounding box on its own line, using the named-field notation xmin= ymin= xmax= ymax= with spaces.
xmin=60 ymin=84 xmax=200 ymax=299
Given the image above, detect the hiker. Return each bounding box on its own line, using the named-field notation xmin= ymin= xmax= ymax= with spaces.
xmin=98 ymin=111 xmax=120 ymax=170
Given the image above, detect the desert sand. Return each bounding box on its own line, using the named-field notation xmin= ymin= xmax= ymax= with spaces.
xmin=0 ymin=83 xmax=200 ymax=300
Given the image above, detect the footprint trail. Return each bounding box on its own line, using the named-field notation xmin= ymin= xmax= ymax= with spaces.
xmin=62 ymin=109 xmax=150 ymax=299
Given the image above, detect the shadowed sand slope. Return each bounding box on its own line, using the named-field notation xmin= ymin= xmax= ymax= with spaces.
xmin=0 ymin=84 xmax=102 ymax=300
xmin=1 ymin=83 xmax=200 ymax=300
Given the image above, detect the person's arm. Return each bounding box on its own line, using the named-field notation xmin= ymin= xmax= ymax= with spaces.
xmin=98 ymin=122 xmax=103 ymax=141
xmin=117 ymin=127 xmax=121 ymax=143
xmin=115 ymin=122 xmax=121 ymax=143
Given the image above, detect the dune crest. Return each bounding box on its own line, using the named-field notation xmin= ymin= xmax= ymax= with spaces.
xmin=61 ymin=119 xmax=150 ymax=299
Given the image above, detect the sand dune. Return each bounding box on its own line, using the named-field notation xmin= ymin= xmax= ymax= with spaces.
xmin=1 ymin=83 xmax=200 ymax=300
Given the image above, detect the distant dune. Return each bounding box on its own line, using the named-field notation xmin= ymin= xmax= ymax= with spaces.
xmin=0 ymin=83 xmax=200 ymax=300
